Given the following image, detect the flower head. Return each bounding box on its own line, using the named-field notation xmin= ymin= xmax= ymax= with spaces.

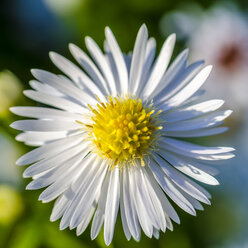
xmin=86 ymin=96 xmax=162 ymax=167
xmin=189 ymin=7 xmax=248 ymax=114
xmin=10 ymin=24 xmax=234 ymax=245
xmin=161 ymin=5 xmax=248 ymax=117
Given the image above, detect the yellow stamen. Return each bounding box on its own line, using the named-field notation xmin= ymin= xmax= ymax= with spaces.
xmin=85 ymin=97 xmax=162 ymax=168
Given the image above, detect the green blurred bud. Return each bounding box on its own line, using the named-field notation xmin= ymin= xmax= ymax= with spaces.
xmin=0 ymin=185 xmax=23 ymax=225
xmin=0 ymin=70 xmax=22 ymax=117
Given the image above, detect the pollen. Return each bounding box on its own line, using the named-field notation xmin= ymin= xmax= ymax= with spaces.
xmin=86 ymin=96 xmax=162 ymax=167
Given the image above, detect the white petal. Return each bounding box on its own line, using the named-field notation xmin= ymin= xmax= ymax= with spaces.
xmin=85 ymin=36 xmax=117 ymax=95
xmin=129 ymin=167 xmax=153 ymax=237
xmin=142 ymin=167 xmax=167 ymax=231
xmin=136 ymin=37 xmax=156 ymax=96
xmin=51 ymin=153 xmax=97 ymax=222
xmin=26 ymin=144 xmax=89 ymax=190
xmin=153 ymin=153 xmax=211 ymax=203
xmin=164 ymin=214 xmax=174 ymax=231
xmin=191 ymin=163 xmax=219 ymax=176
xmin=188 ymin=178 xmax=211 ymax=199
xmin=157 ymin=151 xmax=219 ymax=185
xmin=163 ymin=126 xmax=229 ymax=138
xmin=31 ymin=69 xmax=97 ymax=107
xmin=23 ymin=141 xmax=88 ymax=178
xmin=50 ymin=194 xmax=70 ymax=222
xmin=29 ymin=80 xmax=63 ymax=96
xmin=154 ymin=60 xmax=204 ymax=105
xmin=10 ymin=107 xmax=82 ymax=121
xmin=104 ymin=167 xmax=120 ymax=246
xmin=162 ymin=66 xmax=212 ymax=110
xmin=69 ymin=162 xmax=108 ymax=229
xmin=49 ymin=52 xmax=88 ymax=89
xmin=124 ymin=53 xmax=132 ymax=76
xmin=69 ymin=43 xmax=110 ymax=96
xmin=181 ymin=89 xmax=206 ymax=107
xmin=145 ymin=166 xmax=180 ymax=224
xmin=119 ymin=171 xmax=131 ymax=240
xmin=38 ymin=150 xmax=91 ymax=202
xmin=180 ymin=191 xmax=204 ymax=211
xmin=76 ymin=205 xmax=96 ymax=235
xmin=161 ymin=137 xmax=234 ymax=155
xmin=129 ymin=24 xmax=148 ymax=94
xmin=141 ymin=34 xmax=176 ymax=99
xmin=153 ymin=228 xmax=160 ymax=239
xmin=16 ymin=133 xmax=85 ymax=165
xmin=104 ymin=45 xmax=120 ymax=92
xmin=23 ymin=90 xmax=87 ymax=114
xmin=162 ymin=99 xmax=225 ymax=123
xmin=105 ymin=27 xmax=128 ymax=95
xmin=59 ymin=157 xmax=102 ymax=229
xmin=122 ymin=167 xmax=141 ymax=241
xmin=10 ymin=119 xmax=79 ymax=132
xmin=163 ymin=110 xmax=232 ymax=131
xmin=133 ymin=166 xmax=162 ymax=231
xmin=159 ymin=138 xmax=234 ymax=161
xmin=150 ymin=48 xmax=189 ymax=100
xmin=16 ymin=131 xmax=68 ymax=145
xmin=149 ymin=160 xmax=196 ymax=215
xmin=91 ymin=171 xmax=111 ymax=240
xmin=161 ymin=48 xmax=189 ymax=85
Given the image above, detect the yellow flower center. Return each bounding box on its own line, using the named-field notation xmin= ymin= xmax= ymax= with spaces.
xmin=85 ymin=96 xmax=162 ymax=168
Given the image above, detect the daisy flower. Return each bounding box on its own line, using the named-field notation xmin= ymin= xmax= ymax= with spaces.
xmin=10 ymin=24 xmax=234 ymax=245
xmin=189 ymin=7 xmax=248 ymax=117
xmin=161 ymin=5 xmax=248 ymax=118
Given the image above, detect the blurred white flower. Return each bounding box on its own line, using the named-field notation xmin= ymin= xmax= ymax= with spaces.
xmin=10 ymin=25 xmax=234 ymax=245
xmin=190 ymin=7 xmax=248 ymax=114
xmin=160 ymin=5 xmax=248 ymax=118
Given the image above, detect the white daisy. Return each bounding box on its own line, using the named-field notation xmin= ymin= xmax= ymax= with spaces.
xmin=10 ymin=24 xmax=234 ymax=245
xmin=189 ymin=7 xmax=248 ymax=117
xmin=160 ymin=5 xmax=248 ymax=118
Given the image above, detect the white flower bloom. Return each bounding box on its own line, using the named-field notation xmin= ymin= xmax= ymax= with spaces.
xmin=10 ymin=25 xmax=234 ymax=245
xmin=190 ymin=7 xmax=248 ymax=115
xmin=168 ymin=6 xmax=248 ymax=117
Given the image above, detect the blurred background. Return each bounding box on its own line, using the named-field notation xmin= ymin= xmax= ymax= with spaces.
xmin=0 ymin=0 xmax=248 ymax=247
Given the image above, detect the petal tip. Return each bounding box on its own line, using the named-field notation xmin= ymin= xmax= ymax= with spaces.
xmin=206 ymin=64 xmax=213 ymax=71
xmin=50 ymin=215 xmax=56 ymax=222
xmin=105 ymin=26 xmax=111 ymax=34
xmin=25 ymin=184 xmax=33 ymax=190
xmin=226 ymin=110 xmax=233 ymax=117
xmin=9 ymin=107 xmax=15 ymax=113
xmin=84 ymin=36 xmax=91 ymax=43
xmin=68 ymin=43 xmax=74 ymax=51
xmin=49 ymin=51 xmax=56 ymax=58
xmin=168 ymin=33 xmax=176 ymax=42
xmin=16 ymin=158 xmax=23 ymax=166
xmin=22 ymin=171 xmax=30 ymax=178
xmin=30 ymin=69 xmax=40 ymax=78
xmin=49 ymin=51 xmax=60 ymax=63
xmin=9 ymin=122 xmax=16 ymax=129
xmin=59 ymin=222 xmax=67 ymax=231
xmin=140 ymin=23 xmax=148 ymax=33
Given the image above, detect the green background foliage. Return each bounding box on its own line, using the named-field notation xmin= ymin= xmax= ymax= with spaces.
xmin=0 ymin=0 xmax=247 ymax=247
